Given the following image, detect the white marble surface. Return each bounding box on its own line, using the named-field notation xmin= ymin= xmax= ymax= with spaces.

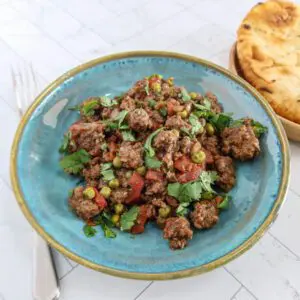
xmin=0 ymin=0 xmax=300 ymax=299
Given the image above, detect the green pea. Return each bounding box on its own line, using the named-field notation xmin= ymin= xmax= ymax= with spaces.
xmin=177 ymin=110 xmax=188 ymax=119
xmin=158 ymin=205 xmax=171 ymax=218
xmin=206 ymin=123 xmax=215 ymax=136
xmin=111 ymin=214 xmax=120 ymax=224
xmin=136 ymin=166 xmax=146 ymax=176
xmin=125 ymin=170 xmax=133 ymax=179
xmin=114 ymin=203 xmax=125 ymax=214
xmin=100 ymin=186 xmax=111 ymax=199
xmin=201 ymin=191 xmax=214 ymax=200
xmin=83 ymin=187 xmax=96 ymax=199
xmin=152 ymin=82 xmax=161 ymax=93
xmin=108 ymin=178 xmax=120 ymax=189
xmin=113 ymin=156 xmax=122 ymax=169
xmin=189 ymin=92 xmax=197 ymax=99
xmin=191 ymin=151 xmax=206 ymax=164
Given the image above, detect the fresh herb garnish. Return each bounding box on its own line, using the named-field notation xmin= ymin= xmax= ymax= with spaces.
xmin=199 ymin=171 xmax=218 ymax=193
xmin=100 ymin=95 xmax=117 ymax=107
xmin=81 ymin=99 xmax=99 ymax=116
xmin=60 ymin=149 xmax=91 ymax=174
xmin=167 ymin=171 xmax=219 ymax=214
xmin=180 ymin=87 xmax=191 ymax=102
xmin=94 ymin=213 xmax=116 ymax=238
xmin=189 ymin=114 xmax=203 ymax=137
xmin=120 ymin=206 xmax=139 ymax=231
xmin=68 ymin=189 xmax=74 ymax=197
xmin=122 ymin=130 xmax=136 ymax=141
xmin=251 ymin=120 xmax=268 ymax=137
xmin=68 ymin=105 xmax=81 ymax=111
xmin=145 ymin=80 xmax=150 ymax=95
xmin=148 ymin=98 xmax=156 ymax=108
xmin=144 ymin=127 xmax=164 ymax=157
xmin=145 ymin=153 xmax=162 ymax=169
xmin=101 ymin=162 xmax=115 ymax=181
xmin=101 ymin=143 xmax=108 ymax=151
xmin=159 ymin=107 xmax=168 ymax=117
xmin=217 ymin=195 xmax=231 ymax=209
xmin=176 ymin=203 xmax=189 ymax=216
xmin=114 ymin=110 xmax=129 ymax=129
xmin=83 ymin=225 xmax=97 ymax=237
xmin=203 ymin=97 xmax=212 ymax=110
xmin=59 ymin=131 xmax=72 ymax=153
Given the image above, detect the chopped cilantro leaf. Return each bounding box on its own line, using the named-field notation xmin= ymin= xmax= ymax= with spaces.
xmin=120 ymin=206 xmax=139 ymax=231
xmin=81 ymin=99 xmax=99 ymax=116
xmin=83 ymin=225 xmax=97 ymax=237
xmin=144 ymin=127 xmax=163 ymax=157
xmin=145 ymin=153 xmax=162 ymax=169
xmin=122 ymin=130 xmax=136 ymax=141
xmin=101 ymin=163 xmax=115 ymax=182
xmin=189 ymin=114 xmax=203 ymax=137
xmin=145 ymin=80 xmax=150 ymax=95
xmin=251 ymin=120 xmax=268 ymax=137
xmin=217 ymin=195 xmax=231 ymax=209
xmin=100 ymin=95 xmax=117 ymax=107
xmin=93 ymin=213 xmax=116 ymax=238
xmin=180 ymin=87 xmax=191 ymax=102
xmin=199 ymin=171 xmax=218 ymax=193
xmin=159 ymin=107 xmax=168 ymax=117
xmin=176 ymin=203 xmax=189 ymax=216
xmin=148 ymin=98 xmax=156 ymax=108
xmin=60 ymin=149 xmax=91 ymax=174
xmin=59 ymin=131 xmax=72 ymax=153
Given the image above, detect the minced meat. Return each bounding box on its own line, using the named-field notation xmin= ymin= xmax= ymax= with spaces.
xmin=128 ymin=108 xmax=150 ymax=131
xmin=165 ymin=115 xmax=191 ymax=130
xmin=204 ymin=92 xmax=223 ymax=114
xmin=214 ymin=155 xmax=236 ymax=191
xmin=190 ymin=201 xmax=219 ymax=229
xmin=221 ymin=124 xmax=260 ymax=161
xmin=163 ymin=217 xmax=193 ymax=250
xmin=110 ymin=188 xmax=130 ymax=203
xmin=119 ymin=142 xmax=143 ymax=169
xmin=69 ymin=186 xmax=101 ymax=220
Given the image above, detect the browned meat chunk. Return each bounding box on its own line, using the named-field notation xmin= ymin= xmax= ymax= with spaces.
xmin=151 ymin=197 xmax=167 ymax=208
xmin=128 ymin=109 xmax=150 ymax=131
xmin=115 ymin=169 xmax=130 ymax=188
xmin=190 ymin=201 xmax=219 ymax=229
xmin=205 ymin=92 xmax=223 ymax=113
xmin=110 ymin=188 xmax=130 ymax=203
xmin=145 ymin=180 xmax=167 ymax=195
xmin=120 ymin=96 xmax=136 ymax=111
xmin=154 ymin=130 xmax=179 ymax=152
xmin=163 ymin=217 xmax=193 ymax=250
xmin=150 ymin=110 xmax=164 ymax=125
xmin=202 ymin=135 xmax=220 ymax=156
xmin=165 ymin=115 xmax=191 ymax=130
xmin=69 ymin=186 xmax=100 ymax=220
xmin=214 ymin=155 xmax=236 ymax=191
xmin=82 ymin=158 xmax=101 ymax=186
xmin=221 ymin=124 xmax=260 ymax=161
xmin=179 ymin=136 xmax=193 ymax=154
xmin=69 ymin=122 xmax=105 ymax=156
xmin=119 ymin=142 xmax=143 ymax=169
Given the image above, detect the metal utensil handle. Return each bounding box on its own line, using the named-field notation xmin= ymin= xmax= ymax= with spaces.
xmin=33 ymin=232 xmax=60 ymax=300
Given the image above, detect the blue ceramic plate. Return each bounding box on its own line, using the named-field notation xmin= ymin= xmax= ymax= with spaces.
xmin=11 ymin=51 xmax=290 ymax=280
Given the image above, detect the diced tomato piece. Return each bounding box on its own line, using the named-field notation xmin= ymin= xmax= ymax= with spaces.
xmin=166 ymin=196 xmax=179 ymax=208
xmin=86 ymin=219 xmax=96 ymax=226
xmin=103 ymin=141 xmax=118 ymax=162
xmin=174 ymin=155 xmax=195 ymax=172
xmin=126 ymin=172 xmax=145 ymax=204
xmin=131 ymin=224 xmax=145 ymax=234
xmin=148 ymin=76 xmax=160 ymax=86
xmin=145 ymin=170 xmax=164 ymax=181
xmin=92 ymin=188 xmax=107 ymax=210
xmin=177 ymin=164 xmax=203 ymax=183
xmin=130 ymin=205 xmax=151 ymax=234
xmin=167 ymin=99 xmax=179 ymax=116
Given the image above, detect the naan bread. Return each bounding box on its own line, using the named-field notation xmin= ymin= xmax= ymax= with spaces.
xmin=237 ymin=0 xmax=300 ymax=124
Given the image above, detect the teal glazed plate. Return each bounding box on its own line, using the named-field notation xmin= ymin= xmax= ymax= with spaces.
xmin=11 ymin=51 xmax=290 ymax=280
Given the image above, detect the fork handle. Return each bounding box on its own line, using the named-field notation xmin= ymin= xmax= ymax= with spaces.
xmin=33 ymin=234 xmax=60 ymax=300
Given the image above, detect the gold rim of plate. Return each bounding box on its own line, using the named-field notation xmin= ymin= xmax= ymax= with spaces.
xmin=10 ymin=51 xmax=290 ymax=280
xmin=229 ymin=42 xmax=300 ymax=142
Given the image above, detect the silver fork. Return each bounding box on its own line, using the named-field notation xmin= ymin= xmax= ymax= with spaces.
xmin=11 ymin=63 xmax=60 ymax=300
